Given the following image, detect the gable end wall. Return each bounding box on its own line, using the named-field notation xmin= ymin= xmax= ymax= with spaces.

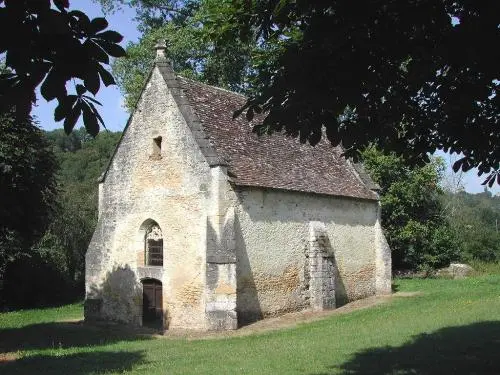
xmin=85 ymin=67 xmax=212 ymax=329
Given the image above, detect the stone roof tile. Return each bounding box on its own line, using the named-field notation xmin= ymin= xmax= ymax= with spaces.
xmin=176 ymin=77 xmax=378 ymax=201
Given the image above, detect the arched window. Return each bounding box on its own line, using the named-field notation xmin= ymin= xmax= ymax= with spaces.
xmin=145 ymin=224 xmax=163 ymax=266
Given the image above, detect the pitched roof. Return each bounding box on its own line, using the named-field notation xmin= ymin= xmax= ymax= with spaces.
xmin=98 ymin=54 xmax=377 ymax=200
xmin=155 ymin=60 xmax=378 ymax=201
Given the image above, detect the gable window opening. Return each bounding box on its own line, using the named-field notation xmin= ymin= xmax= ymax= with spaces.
xmin=151 ymin=136 xmax=162 ymax=159
xmin=145 ymin=224 xmax=163 ymax=266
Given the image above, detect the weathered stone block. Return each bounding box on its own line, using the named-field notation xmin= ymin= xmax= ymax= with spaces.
xmin=206 ymin=310 xmax=237 ymax=330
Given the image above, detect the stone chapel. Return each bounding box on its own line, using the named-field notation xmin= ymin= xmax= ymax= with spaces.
xmin=84 ymin=43 xmax=392 ymax=331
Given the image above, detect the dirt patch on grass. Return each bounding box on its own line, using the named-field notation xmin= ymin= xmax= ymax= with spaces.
xmin=161 ymin=292 xmax=422 ymax=340
xmin=393 ymin=291 xmax=424 ymax=298
xmin=0 ymin=352 xmax=19 ymax=364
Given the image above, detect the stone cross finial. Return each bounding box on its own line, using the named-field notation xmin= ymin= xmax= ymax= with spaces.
xmin=154 ymin=40 xmax=168 ymax=62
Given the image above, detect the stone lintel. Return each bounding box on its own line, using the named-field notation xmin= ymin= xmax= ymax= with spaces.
xmin=137 ymin=266 xmax=163 ymax=281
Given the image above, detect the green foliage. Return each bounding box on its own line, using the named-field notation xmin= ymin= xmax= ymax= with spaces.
xmin=0 ymin=113 xmax=58 ymax=281
xmin=96 ymin=0 xmax=197 ymax=31
xmin=44 ymin=129 xmax=122 ymax=287
xmin=226 ymin=0 xmax=499 ymax=184
xmin=1 ymin=126 xmax=120 ymax=308
xmin=101 ymin=0 xmax=254 ymax=111
xmin=2 ymin=248 xmax=75 ymax=308
xmin=362 ymin=147 xmax=460 ymax=270
xmin=443 ymin=191 xmax=500 ymax=262
xmin=0 ymin=0 xmax=125 ymax=134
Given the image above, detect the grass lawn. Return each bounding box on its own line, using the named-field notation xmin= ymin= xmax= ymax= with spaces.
xmin=1 ymin=272 xmax=499 ymax=374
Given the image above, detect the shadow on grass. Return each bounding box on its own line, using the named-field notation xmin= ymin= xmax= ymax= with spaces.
xmin=391 ymin=282 xmax=400 ymax=293
xmin=0 ymin=321 xmax=153 ymax=353
xmin=311 ymin=321 xmax=500 ymax=375
xmin=0 ymin=350 xmax=145 ymax=375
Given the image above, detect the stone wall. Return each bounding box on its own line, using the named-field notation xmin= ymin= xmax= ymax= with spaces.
xmin=233 ymin=187 xmax=382 ymax=324
xmin=204 ymin=167 xmax=238 ymax=330
xmin=85 ymin=67 xmax=212 ymax=329
xmin=308 ymin=222 xmax=336 ymax=311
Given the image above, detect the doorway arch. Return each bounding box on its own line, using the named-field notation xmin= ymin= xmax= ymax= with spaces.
xmin=141 ymin=278 xmax=163 ymax=328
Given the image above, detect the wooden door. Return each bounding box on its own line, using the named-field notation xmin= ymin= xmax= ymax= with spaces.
xmin=142 ymin=279 xmax=162 ymax=327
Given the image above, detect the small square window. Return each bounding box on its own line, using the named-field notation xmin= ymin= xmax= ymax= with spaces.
xmin=150 ymin=136 xmax=162 ymax=159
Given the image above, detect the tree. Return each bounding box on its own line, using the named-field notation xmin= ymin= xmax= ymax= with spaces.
xmin=44 ymin=129 xmax=122 ymax=286
xmin=221 ymin=1 xmax=499 ymax=185
xmin=0 ymin=0 xmax=126 ymax=135
xmin=2 ymin=128 xmax=121 ymax=308
xmin=362 ymin=147 xmax=460 ymax=270
xmin=443 ymin=190 xmax=500 ymax=262
xmin=96 ymin=0 xmax=198 ymax=31
xmin=95 ymin=0 xmax=254 ymax=110
xmin=0 ymin=113 xmax=58 ymax=281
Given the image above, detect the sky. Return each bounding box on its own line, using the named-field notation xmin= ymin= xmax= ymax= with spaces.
xmin=33 ymin=0 xmax=140 ymax=133
xmin=32 ymin=0 xmax=498 ymax=195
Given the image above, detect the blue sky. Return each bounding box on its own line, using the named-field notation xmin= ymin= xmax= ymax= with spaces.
xmin=32 ymin=0 xmax=498 ymax=195
xmin=33 ymin=0 xmax=140 ymax=133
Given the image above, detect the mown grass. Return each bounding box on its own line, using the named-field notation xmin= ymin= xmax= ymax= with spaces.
xmin=0 ymin=302 xmax=82 ymax=329
xmin=1 ymin=272 xmax=499 ymax=375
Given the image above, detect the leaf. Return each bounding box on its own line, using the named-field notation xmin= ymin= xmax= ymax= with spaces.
xmin=482 ymin=171 xmax=499 ymax=188
xmin=76 ymin=84 xmax=87 ymax=96
xmin=97 ymin=64 xmax=115 ymax=86
xmin=246 ymin=107 xmax=254 ymax=121
xmin=233 ymin=108 xmax=244 ymax=119
xmin=53 ymin=0 xmax=69 ymax=11
xmin=82 ymin=94 xmax=102 ymax=106
xmin=86 ymin=100 xmax=105 ymax=128
xmin=233 ymin=102 xmax=250 ymax=119
xmin=452 ymin=159 xmax=462 ymax=173
xmin=84 ymin=68 xmax=100 ymax=95
xmin=82 ymin=102 xmax=99 ymax=136
xmin=94 ymin=39 xmax=126 ymax=58
xmin=274 ymin=0 xmax=290 ymax=16
xmin=26 ymin=0 xmax=51 ymax=12
xmin=29 ymin=62 xmax=52 ymax=87
xmin=69 ymin=10 xmax=91 ymax=31
xmin=84 ymin=40 xmax=109 ymax=64
xmin=54 ymin=95 xmax=77 ymax=122
xmin=89 ymin=17 xmax=108 ymax=35
xmin=64 ymin=101 xmax=82 ymax=134
xmin=325 ymin=119 xmax=340 ymax=146
xmin=94 ymin=30 xmax=123 ymax=43
xmin=40 ymin=68 xmax=65 ymax=101
xmin=38 ymin=8 xmax=70 ymax=35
